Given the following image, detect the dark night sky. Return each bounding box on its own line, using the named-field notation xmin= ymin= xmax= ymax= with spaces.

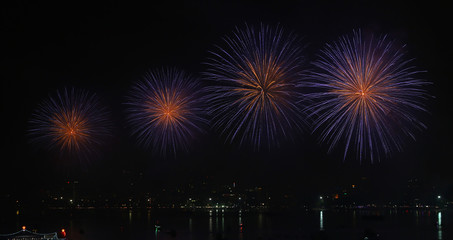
xmin=2 ymin=1 xmax=453 ymax=202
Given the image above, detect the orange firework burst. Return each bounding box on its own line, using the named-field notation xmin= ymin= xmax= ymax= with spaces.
xmin=205 ymin=24 xmax=306 ymax=149
xmin=29 ymin=88 xmax=111 ymax=159
xmin=49 ymin=108 xmax=90 ymax=152
xmin=145 ymin=90 xmax=185 ymax=128
xmin=125 ymin=69 xmax=207 ymax=155
xmin=328 ymin=65 xmax=396 ymax=122
xmin=235 ymin=58 xmax=290 ymax=114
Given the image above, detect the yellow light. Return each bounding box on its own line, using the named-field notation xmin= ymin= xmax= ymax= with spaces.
xmin=22 ymin=226 xmax=26 ymax=230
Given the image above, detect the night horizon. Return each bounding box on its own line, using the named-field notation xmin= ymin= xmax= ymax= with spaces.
xmin=2 ymin=1 xmax=453 ymax=239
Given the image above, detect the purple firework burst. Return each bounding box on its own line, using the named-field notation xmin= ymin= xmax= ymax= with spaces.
xmin=307 ymin=30 xmax=430 ymax=162
xmin=204 ymin=24 xmax=307 ymax=149
xmin=29 ymin=88 xmax=112 ymax=160
xmin=125 ymin=68 xmax=207 ymax=155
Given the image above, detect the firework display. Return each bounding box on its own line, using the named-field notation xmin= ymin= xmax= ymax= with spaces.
xmin=27 ymin=27 xmax=431 ymax=162
xmin=29 ymin=88 xmax=111 ymax=159
xmin=125 ymin=68 xmax=207 ymax=155
xmin=205 ymin=25 xmax=306 ymax=149
xmin=307 ymin=30 xmax=429 ymax=162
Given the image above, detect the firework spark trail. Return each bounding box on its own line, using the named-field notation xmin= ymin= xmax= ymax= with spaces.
xmin=29 ymin=88 xmax=111 ymax=159
xmin=307 ymin=30 xmax=430 ymax=162
xmin=205 ymin=24 xmax=306 ymax=149
xmin=125 ymin=68 xmax=207 ymax=155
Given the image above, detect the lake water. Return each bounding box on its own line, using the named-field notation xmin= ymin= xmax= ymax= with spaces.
xmin=1 ymin=208 xmax=450 ymax=239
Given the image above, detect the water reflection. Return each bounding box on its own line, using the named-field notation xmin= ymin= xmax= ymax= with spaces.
xmin=258 ymin=213 xmax=263 ymax=234
xmin=239 ymin=211 xmax=244 ymax=240
xmin=209 ymin=213 xmax=213 ymax=240
xmin=216 ymin=211 xmax=219 ymax=232
xmin=128 ymin=210 xmax=132 ymax=224
xmin=415 ymin=210 xmax=419 ymax=226
xmin=221 ymin=213 xmax=225 ymax=233
xmin=206 ymin=210 xmax=227 ymax=240
xmin=209 ymin=212 xmax=213 ymax=233
xmin=12 ymin=209 xmax=451 ymax=240
xmin=438 ymin=211 xmax=442 ymax=240
xmin=319 ymin=210 xmax=324 ymax=231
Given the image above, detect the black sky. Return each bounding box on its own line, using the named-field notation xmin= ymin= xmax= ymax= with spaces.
xmin=2 ymin=1 xmax=453 ymax=202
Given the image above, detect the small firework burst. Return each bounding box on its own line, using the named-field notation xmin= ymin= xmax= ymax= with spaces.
xmin=307 ymin=30 xmax=430 ymax=162
xmin=125 ymin=68 xmax=207 ymax=155
xmin=205 ymin=24 xmax=306 ymax=149
xmin=29 ymin=88 xmax=111 ymax=159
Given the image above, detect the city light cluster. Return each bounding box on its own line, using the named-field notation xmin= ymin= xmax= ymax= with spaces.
xmin=28 ymin=26 xmax=430 ymax=161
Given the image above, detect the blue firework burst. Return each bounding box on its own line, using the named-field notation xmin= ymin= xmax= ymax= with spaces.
xmin=307 ymin=30 xmax=430 ymax=162
xmin=204 ymin=24 xmax=307 ymax=149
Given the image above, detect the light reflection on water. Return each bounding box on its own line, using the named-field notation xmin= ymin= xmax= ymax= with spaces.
xmin=207 ymin=210 xmax=228 ymax=240
xmin=319 ymin=210 xmax=324 ymax=231
xmin=6 ymin=209 xmax=451 ymax=240
xmin=258 ymin=213 xmax=263 ymax=234
xmin=221 ymin=212 xmax=224 ymax=233
xmin=215 ymin=210 xmax=219 ymax=234
xmin=188 ymin=217 xmax=192 ymax=233
xmin=238 ymin=211 xmax=243 ymax=240
xmin=415 ymin=209 xmax=419 ymax=226
xmin=128 ymin=210 xmax=132 ymax=224
xmin=208 ymin=212 xmax=212 ymax=233
xmin=438 ymin=211 xmax=442 ymax=240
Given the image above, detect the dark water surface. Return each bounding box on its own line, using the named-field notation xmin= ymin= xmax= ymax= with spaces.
xmin=1 ymin=209 xmax=449 ymax=239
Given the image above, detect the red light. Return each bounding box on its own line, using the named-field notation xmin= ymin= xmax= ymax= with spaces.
xmin=60 ymin=229 xmax=66 ymax=237
xmin=22 ymin=226 xmax=26 ymax=230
